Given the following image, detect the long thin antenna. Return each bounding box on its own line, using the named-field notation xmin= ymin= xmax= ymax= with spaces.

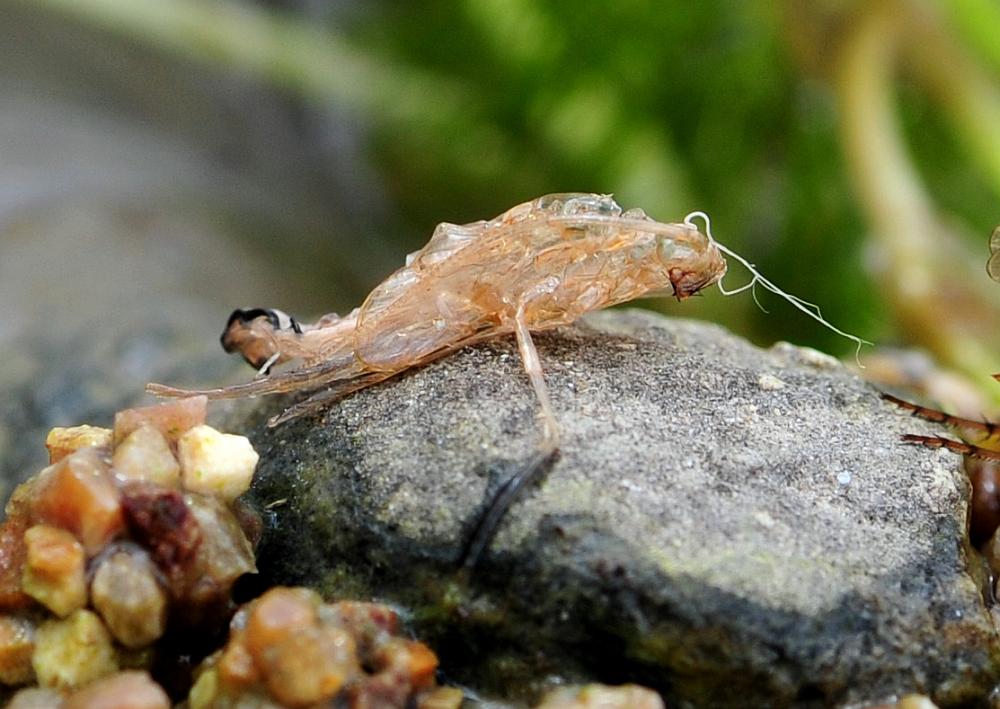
xmin=684 ymin=211 xmax=872 ymax=364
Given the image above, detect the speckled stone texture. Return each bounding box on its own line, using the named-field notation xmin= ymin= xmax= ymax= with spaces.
xmin=232 ymin=309 xmax=1000 ymax=707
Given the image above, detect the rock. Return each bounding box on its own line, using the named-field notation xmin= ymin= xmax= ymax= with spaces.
xmin=227 ymin=309 xmax=1000 ymax=707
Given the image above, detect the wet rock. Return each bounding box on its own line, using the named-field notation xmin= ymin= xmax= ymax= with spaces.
xmin=230 ymin=309 xmax=1000 ymax=707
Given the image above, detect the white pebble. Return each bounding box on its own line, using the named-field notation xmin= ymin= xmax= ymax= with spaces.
xmin=112 ymin=425 xmax=180 ymax=487
xmin=177 ymin=426 xmax=259 ymax=502
xmin=757 ymin=374 xmax=786 ymax=391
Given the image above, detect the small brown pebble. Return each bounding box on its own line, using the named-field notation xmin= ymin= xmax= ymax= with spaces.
xmin=534 ymin=683 xmax=665 ymax=709
xmin=323 ymin=600 xmax=399 ymax=655
xmin=181 ymin=493 xmax=257 ymax=605
xmin=62 ymin=670 xmax=170 ymax=709
xmin=244 ymin=587 xmax=319 ymax=664
xmin=216 ymin=637 xmax=258 ymax=687
xmin=46 ymin=426 xmax=113 ymax=465
xmin=121 ymin=484 xmax=202 ymax=587
xmin=30 ymin=448 xmax=124 ymax=556
xmin=897 ymin=694 xmax=939 ymax=709
xmin=375 ymin=637 xmax=438 ymax=690
xmin=22 ymin=525 xmax=86 ymax=617
xmin=111 ymin=426 xmax=181 ymax=488
xmin=90 ymin=549 xmax=167 ymax=648
xmin=340 ymin=606 xmax=440 ymax=708
xmin=0 ymin=615 xmax=36 ymax=686
xmin=261 ymin=625 xmax=359 ymax=707
xmin=113 ymin=396 xmax=207 ymax=447
xmin=0 ymin=517 xmax=32 ymax=611
xmin=33 ymin=609 xmax=118 ymax=689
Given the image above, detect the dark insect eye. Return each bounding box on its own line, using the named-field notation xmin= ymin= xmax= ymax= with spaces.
xmin=225 ymin=308 xmax=274 ymax=330
xmin=224 ymin=308 xmax=304 ymax=333
xmin=220 ymin=308 xmax=279 ymax=356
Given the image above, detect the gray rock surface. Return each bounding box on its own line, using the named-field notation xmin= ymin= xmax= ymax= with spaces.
xmin=230 ymin=309 xmax=1000 ymax=707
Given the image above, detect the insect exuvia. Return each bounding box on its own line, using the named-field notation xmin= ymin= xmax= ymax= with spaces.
xmin=148 ymin=193 xmax=868 ymax=562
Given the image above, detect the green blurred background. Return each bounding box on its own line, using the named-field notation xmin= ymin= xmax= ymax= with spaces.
xmin=3 ymin=0 xmax=1000 ymax=402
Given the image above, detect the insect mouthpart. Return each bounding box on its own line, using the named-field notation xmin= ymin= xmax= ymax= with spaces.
xmin=669 ymin=267 xmax=723 ymax=301
xmin=656 ymin=230 xmax=728 ymax=301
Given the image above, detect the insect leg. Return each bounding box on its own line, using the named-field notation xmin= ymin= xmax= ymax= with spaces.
xmin=512 ymin=306 xmax=560 ymax=452
xmin=460 ymin=306 xmax=560 ymax=569
xmin=882 ymin=392 xmax=1000 ymax=448
xmin=901 ymin=434 xmax=1000 ymax=461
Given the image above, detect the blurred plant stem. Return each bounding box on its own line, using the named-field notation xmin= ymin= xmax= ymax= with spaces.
xmin=942 ymin=0 xmax=1000 ymax=76
xmin=910 ymin=4 xmax=1000 ymax=199
xmin=836 ymin=0 xmax=1000 ymax=397
xmin=22 ymin=0 xmax=474 ymax=128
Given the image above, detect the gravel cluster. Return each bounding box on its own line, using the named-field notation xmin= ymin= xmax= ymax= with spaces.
xmin=191 ymin=586 xmax=461 ymax=708
xmin=0 ymin=397 xmax=257 ymax=705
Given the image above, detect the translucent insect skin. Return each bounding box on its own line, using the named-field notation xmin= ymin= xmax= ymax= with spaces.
xmin=148 ymin=193 xmax=727 ymax=428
